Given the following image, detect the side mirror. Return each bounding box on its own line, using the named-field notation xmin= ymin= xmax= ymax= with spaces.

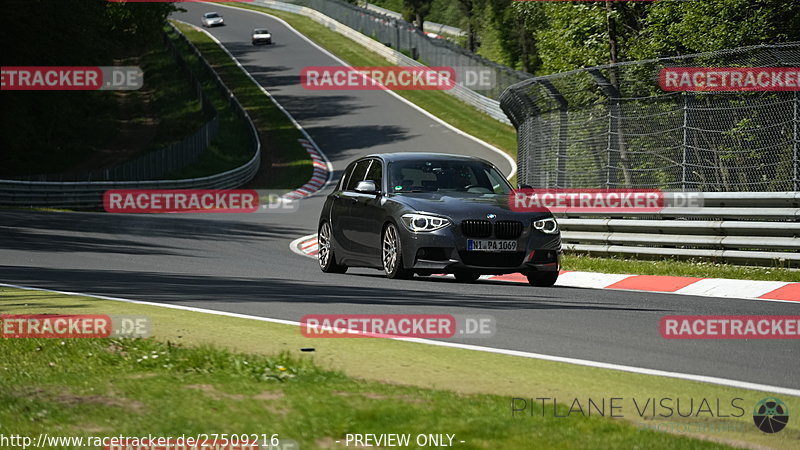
xmin=355 ymin=180 xmax=379 ymax=194
xmin=517 ymin=184 xmax=533 ymax=189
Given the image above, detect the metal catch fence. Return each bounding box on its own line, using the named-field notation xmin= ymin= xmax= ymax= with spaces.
xmin=500 ymin=42 xmax=800 ymax=192
xmin=283 ymin=0 xmax=531 ymax=100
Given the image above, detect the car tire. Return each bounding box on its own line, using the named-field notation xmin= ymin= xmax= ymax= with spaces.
xmin=382 ymin=223 xmax=413 ymax=279
xmin=454 ymin=271 xmax=480 ymax=283
xmin=526 ymin=271 xmax=558 ymax=287
xmin=318 ymin=222 xmax=347 ymax=274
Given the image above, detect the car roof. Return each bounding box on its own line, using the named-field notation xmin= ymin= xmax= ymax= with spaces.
xmin=363 ymin=152 xmax=492 ymax=164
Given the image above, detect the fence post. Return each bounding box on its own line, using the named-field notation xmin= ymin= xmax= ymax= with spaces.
xmin=588 ymin=69 xmax=627 ymax=187
xmin=794 ymin=90 xmax=798 ymax=192
xmin=539 ymin=80 xmax=568 ymax=188
xmin=682 ymin=92 xmax=689 ymax=191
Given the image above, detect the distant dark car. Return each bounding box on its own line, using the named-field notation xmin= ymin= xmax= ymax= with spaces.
xmin=317 ymin=153 xmax=561 ymax=286
xmin=251 ymin=28 xmax=273 ymax=45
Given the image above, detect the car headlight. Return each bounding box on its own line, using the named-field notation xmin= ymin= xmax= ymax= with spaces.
xmin=533 ymin=217 xmax=559 ymax=234
xmin=401 ymin=213 xmax=450 ymax=232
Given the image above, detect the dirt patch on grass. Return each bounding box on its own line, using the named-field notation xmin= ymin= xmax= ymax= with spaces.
xmin=184 ymin=385 xmax=289 ymax=415
xmin=253 ymin=391 xmax=285 ymax=401
xmin=18 ymin=387 xmax=144 ymax=412
xmin=185 ymin=384 xmax=246 ymax=401
xmin=332 ymin=390 xmax=423 ymax=404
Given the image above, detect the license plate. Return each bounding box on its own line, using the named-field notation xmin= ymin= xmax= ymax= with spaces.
xmin=467 ymin=239 xmax=517 ymax=252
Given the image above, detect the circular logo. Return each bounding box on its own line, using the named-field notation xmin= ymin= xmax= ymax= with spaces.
xmin=753 ymin=397 xmax=789 ymax=433
xmin=486 ymin=213 xmax=496 ymax=219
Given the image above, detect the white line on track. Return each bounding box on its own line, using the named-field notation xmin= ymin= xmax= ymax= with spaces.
xmin=4 ymin=282 xmax=797 ymax=397
xmin=195 ymin=2 xmax=518 ymax=179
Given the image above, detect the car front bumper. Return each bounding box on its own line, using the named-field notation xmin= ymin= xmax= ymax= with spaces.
xmin=398 ymin=222 xmax=561 ymax=275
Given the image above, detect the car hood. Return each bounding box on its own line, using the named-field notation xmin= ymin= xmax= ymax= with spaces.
xmin=388 ymin=192 xmax=552 ymax=222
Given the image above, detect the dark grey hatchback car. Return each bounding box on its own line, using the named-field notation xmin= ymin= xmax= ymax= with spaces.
xmin=317 ymin=153 xmax=561 ymax=286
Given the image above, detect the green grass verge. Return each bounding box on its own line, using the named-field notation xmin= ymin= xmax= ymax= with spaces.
xmin=137 ymin=48 xmax=209 ymax=153
xmin=2 ymin=287 xmax=798 ymax=449
xmin=562 ymin=254 xmax=800 ymax=282
xmin=226 ymin=2 xmax=519 ymax=162
xmin=160 ymin=25 xmax=255 ymax=180
xmin=168 ymin=22 xmax=311 ymax=189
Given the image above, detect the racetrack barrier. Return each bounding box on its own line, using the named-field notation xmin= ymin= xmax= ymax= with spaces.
xmin=556 ymin=192 xmax=800 ymax=266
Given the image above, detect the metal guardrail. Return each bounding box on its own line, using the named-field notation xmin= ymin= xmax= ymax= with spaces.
xmin=360 ymin=3 xmax=465 ymax=37
xmin=556 ymin=192 xmax=800 ymax=266
xmin=0 ymin=23 xmax=261 ymax=208
xmin=253 ymin=0 xmax=511 ymax=125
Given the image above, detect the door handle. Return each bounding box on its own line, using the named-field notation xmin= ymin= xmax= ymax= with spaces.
xmin=350 ymin=198 xmax=358 ymax=205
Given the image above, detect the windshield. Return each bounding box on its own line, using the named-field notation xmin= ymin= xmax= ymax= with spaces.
xmin=205 ymin=13 xmax=219 ymax=18
xmin=388 ymin=159 xmax=511 ymax=194
xmin=254 ymin=29 xmax=269 ymax=34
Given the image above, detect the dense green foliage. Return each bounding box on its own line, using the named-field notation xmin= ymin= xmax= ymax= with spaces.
xmin=2 ymin=0 xmax=175 ymax=65
xmin=1 ymin=0 xmax=177 ymax=176
xmin=369 ymin=0 xmax=800 ymax=74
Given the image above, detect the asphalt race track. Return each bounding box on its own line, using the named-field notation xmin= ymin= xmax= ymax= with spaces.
xmin=1 ymin=3 xmax=798 ymax=391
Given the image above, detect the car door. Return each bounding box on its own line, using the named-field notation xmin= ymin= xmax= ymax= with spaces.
xmin=329 ymin=162 xmax=356 ymax=256
xmin=335 ymin=159 xmax=371 ymax=260
xmin=348 ymin=159 xmax=385 ymax=265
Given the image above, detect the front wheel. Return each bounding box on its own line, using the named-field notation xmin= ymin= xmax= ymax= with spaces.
xmin=318 ymin=222 xmax=347 ymax=273
xmin=526 ymin=271 xmax=558 ymax=287
xmin=382 ymin=223 xmax=413 ymax=279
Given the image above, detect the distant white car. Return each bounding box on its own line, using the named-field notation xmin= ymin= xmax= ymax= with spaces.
xmin=201 ymin=12 xmax=224 ymax=27
xmin=252 ymin=28 xmax=273 ymax=45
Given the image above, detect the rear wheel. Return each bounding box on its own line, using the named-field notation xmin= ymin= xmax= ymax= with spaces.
xmin=454 ymin=271 xmax=480 ymax=283
xmin=318 ymin=222 xmax=347 ymax=273
xmin=526 ymin=271 xmax=558 ymax=287
xmin=382 ymin=223 xmax=413 ymax=279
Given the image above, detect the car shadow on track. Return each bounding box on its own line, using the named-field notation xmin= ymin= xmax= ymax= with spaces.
xmin=0 ymin=211 xmax=299 ymax=256
xmin=0 ymin=265 xmax=666 ymax=313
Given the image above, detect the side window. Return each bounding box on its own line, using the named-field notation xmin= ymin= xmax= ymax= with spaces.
xmin=339 ymin=163 xmax=356 ymax=190
xmin=344 ymin=160 xmax=370 ymax=191
xmin=364 ymin=159 xmax=382 ymax=190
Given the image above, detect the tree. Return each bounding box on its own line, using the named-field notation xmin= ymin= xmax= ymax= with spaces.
xmin=403 ymin=0 xmax=433 ymax=32
xmin=455 ymin=0 xmax=480 ymax=52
